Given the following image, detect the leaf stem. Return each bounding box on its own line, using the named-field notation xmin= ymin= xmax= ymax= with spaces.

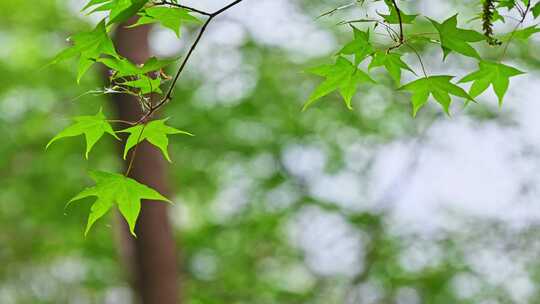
xmin=405 ymin=42 xmax=428 ymax=77
xmin=125 ymin=123 xmax=147 ymax=177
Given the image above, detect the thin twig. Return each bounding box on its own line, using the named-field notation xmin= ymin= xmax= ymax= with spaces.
xmin=108 ymin=119 xmax=137 ymax=126
xmin=342 ymin=0 xmax=405 ymax=51
xmin=498 ymin=0 xmax=531 ymax=62
xmin=139 ymin=0 xmax=244 ymax=123
xmin=318 ymin=1 xmax=357 ymax=19
xmin=153 ymin=1 xmax=212 ymax=16
xmin=125 ymin=0 xmax=244 ymax=170
xmin=515 ymin=2 xmax=525 ymax=16
xmin=390 ymin=0 xmax=404 ymax=43
xmin=340 ymin=19 xmax=401 ymax=39
xmin=501 ymin=14 xmax=522 ymax=22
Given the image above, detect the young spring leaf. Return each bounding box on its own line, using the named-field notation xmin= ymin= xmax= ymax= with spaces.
xmin=459 ymin=61 xmax=524 ymax=106
xmin=121 ymin=75 xmax=163 ymax=94
xmin=69 ymin=171 xmax=171 ymax=236
xmin=82 ymin=0 xmax=149 ymax=25
xmin=137 ymin=57 xmax=177 ymax=74
xmin=304 ymin=56 xmax=375 ymax=110
xmin=498 ymin=0 xmax=530 ymax=10
xmin=379 ymin=0 xmax=418 ymax=24
xmin=498 ymin=0 xmax=517 ymax=9
xmin=82 ymin=0 xmax=109 ymax=11
xmin=533 ymin=2 xmax=540 ymax=18
xmin=503 ymin=25 xmax=540 ymax=41
xmin=338 ymin=27 xmax=374 ymax=64
xmin=98 ymin=57 xmax=140 ymax=77
xmin=110 ymin=0 xmax=148 ymax=24
xmin=120 ymin=119 xmax=193 ymax=162
xmin=52 ymin=20 xmax=118 ymax=82
xmin=368 ymin=51 xmax=415 ymax=85
xmin=98 ymin=56 xmax=176 ymax=78
xmin=46 ymin=109 xmax=120 ymax=159
xmin=400 ymin=76 xmax=475 ymax=116
xmin=428 ymin=14 xmax=485 ymax=59
xmin=129 ymin=7 xmax=201 ymax=38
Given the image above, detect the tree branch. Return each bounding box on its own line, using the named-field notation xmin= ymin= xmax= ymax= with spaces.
xmin=140 ymin=0 xmax=244 ymax=123
xmin=498 ymin=0 xmax=531 ymax=62
xmin=390 ymin=0 xmax=404 ymax=43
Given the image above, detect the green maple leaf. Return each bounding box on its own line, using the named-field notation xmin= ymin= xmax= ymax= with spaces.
xmin=122 ymin=75 xmax=163 ymax=94
xmin=428 ymin=14 xmax=485 ymax=59
xmin=52 ymin=20 xmax=119 ymax=82
xmin=82 ymin=0 xmax=148 ymax=25
xmin=98 ymin=57 xmax=140 ymax=77
xmin=82 ymin=0 xmax=110 ymax=11
xmin=98 ymin=56 xmax=176 ymax=78
xmin=109 ymin=0 xmax=148 ymax=24
xmin=368 ymin=51 xmax=415 ymax=84
xmin=338 ymin=27 xmax=374 ymax=64
xmin=129 ymin=7 xmax=201 ymax=38
xmin=459 ymin=61 xmax=524 ymax=106
xmin=304 ymin=56 xmax=375 ymax=110
xmin=379 ymin=0 xmax=418 ymax=24
xmin=69 ymin=171 xmax=170 ymax=236
xmin=47 ymin=109 xmax=120 ymax=159
xmin=503 ymin=25 xmax=540 ymax=41
xmin=137 ymin=57 xmax=177 ymax=74
xmin=98 ymin=57 xmax=176 ymax=95
xmin=497 ymin=0 xmax=529 ymax=10
xmin=120 ymin=119 xmax=193 ymax=162
xmin=533 ymin=2 xmax=540 ymax=18
xmin=498 ymin=0 xmax=517 ymax=9
xmin=400 ymin=76 xmax=475 ymax=116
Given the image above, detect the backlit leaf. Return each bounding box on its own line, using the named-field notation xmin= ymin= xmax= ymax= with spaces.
xmin=304 ymin=56 xmax=375 ymax=110
xmin=83 ymin=0 xmax=148 ymax=24
xmin=459 ymin=61 xmax=524 ymax=106
xmin=428 ymin=14 xmax=485 ymax=59
xmin=121 ymin=75 xmax=163 ymax=94
xmin=98 ymin=56 xmax=176 ymax=78
xmin=533 ymin=2 xmax=540 ymax=18
xmin=69 ymin=171 xmax=170 ymax=236
xmin=119 ymin=119 xmax=193 ymax=162
xmin=379 ymin=0 xmax=418 ymax=24
xmin=503 ymin=25 xmax=540 ymax=41
xmin=338 ymin=27 xmax=374 ymax=64
xmin=52 ymin=20 xmax=118 ymax=82
xmin=368 ymin=51 xmax=415 ymax=85
xmin=400 ymin=75 xmax=475 ymax=116
xmin=129 ymin=7 xmax=201 ymax=37
xmin=47 ymin=109 xmax=120 ymax=159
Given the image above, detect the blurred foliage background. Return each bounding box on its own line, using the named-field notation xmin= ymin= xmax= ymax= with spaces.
xmin=2 ymin=0 xmax=540 ymax=303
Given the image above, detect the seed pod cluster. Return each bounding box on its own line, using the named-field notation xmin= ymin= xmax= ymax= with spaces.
xmin=482 ymin=0 xmax=502 ymax=46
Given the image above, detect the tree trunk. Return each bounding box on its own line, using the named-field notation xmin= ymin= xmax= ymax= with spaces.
xmin=110 ymin=21 xmax=179 ymax=304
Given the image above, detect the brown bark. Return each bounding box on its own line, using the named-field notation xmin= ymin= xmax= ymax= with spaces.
xmin=110 ymin=22 xmax=179 ymax=304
